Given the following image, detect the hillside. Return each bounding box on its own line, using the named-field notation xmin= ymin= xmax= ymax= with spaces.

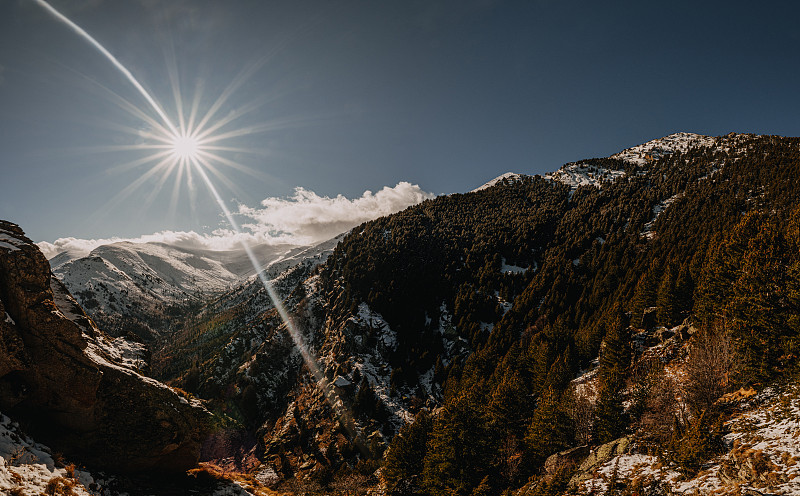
xmin=124 ymin=132 xmax=799 ymax=495
xmin=52 ymin=240 xmax=301 ymax=340
xmin=9 ymin=132 xmax=800 ymax=495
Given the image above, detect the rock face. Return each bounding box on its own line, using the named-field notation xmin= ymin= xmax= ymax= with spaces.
xmin=0 ymin=221 xmax=209 ymax=473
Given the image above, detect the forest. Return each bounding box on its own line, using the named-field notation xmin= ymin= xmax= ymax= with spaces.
xmin=151 ymin=134 xmax=800 ymax=495
xmin=315 ymin=134 xmax=800 ymax=495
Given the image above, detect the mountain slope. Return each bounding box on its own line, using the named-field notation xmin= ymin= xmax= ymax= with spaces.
xmin=0 ymin=221 xmax=211 ymax=474
xmin=187 ymin=132 xmax=800 ymax=494
xmin=53 ymin=240 xmax=300 ymax=340
xmin=34 ymin=132 xmax=800 ymax=495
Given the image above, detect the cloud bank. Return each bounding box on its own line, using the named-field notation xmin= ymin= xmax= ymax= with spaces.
xmin=38 ymin=182 xmax=434 ymax=259
xmin=238 ymin=181 xmax=434 ymax=245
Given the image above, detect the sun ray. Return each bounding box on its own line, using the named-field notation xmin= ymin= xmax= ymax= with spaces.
xmin=168 ymin=163 xmax=186 ymax=221
xmin=143 ymin=159 xmax=180 ymax=211
xmin=164 ymin=44 xmax=187 ymax=136
xmin=34 ymin=0 xmax=364 ymax=451
xmin=194 ymin=158 xmax=248 ymax=204
xmin=105 ymin=149 xmax=173 ymax=175
xmin=196 ymin=150 xmax=274 ymax=183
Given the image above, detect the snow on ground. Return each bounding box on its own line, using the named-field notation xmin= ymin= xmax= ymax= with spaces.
xmin=571 ymin=360 xmax=599 ymax=402
xmin=581 ymin=453 xmax=682 ymax=494
xmin=0 ymin=227 xmax=25 ymax=252
xmin=501 ymin=257 xmax=530 ymax=274
xmin=576 ymin=383 xmax=800 ymax=495
xmin=472 ymin=172 xmax=527 ymax=192
xmin=712 ymin=384 xmax=800 ymax=495
xmin=611 ymin=132 xmax=716 ymax=165
xmin=356 ymin=303 xmax=397 ymax=351
xmin=0 ymin=412 xmax=95 ymax=495
xmin=545 ymin=163 xmax=626 ymax=191
xmin=641 ymin=193 xmax=683 ymax=239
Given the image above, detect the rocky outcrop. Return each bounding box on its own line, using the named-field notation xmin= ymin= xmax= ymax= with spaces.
xmin=568 ymin=436 xmax=633 ymax=489
xmin=0 ymin=221 xmax=209 ymax=473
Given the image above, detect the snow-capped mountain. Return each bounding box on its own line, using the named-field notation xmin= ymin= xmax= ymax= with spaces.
xmin=52 ymin=240 xmax=301 ymax=340
xmin=12 ymin=131 xmax=800 ymax=495
xmin=483 ymin=133 xmax=720 ymax=195
xmin=472 ymin=172 xmax=527 ymax=192
xmin=610 ymin=131 xmax=716 ymax=165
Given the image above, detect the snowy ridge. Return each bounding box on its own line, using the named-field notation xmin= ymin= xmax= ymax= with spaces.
xmin=52 ymin=240 xmax=304 ymax=339
xmin=611 ymin=132 xmax=716 ymax=165
xmin=545 ymin=162 xmax=626 ymax=191
xmin=472 ymin=172 xmax=527 ymax=192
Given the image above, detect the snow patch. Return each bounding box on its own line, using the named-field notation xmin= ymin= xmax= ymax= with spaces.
xmin=355 ymin=303 xmax=397 ymax=351
xmin=500 ymin=257 xmax=528 ymax=274
xmin=0 ymin=229 xmax=24 ymax=252
xmin=641 ymin=193 xmax=682 ymax=239
xmin=611 ymin=132 xmax=715 ymax=165
xmin=0 ymin=412 xmax=95 ymax=495
xmin=545 ymin=163 xmax=626 ymax=191
xmin=472 ymin=172 xmax=526 ymax=192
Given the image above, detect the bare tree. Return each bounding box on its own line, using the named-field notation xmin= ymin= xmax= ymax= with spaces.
xmin=683 ymin=324 xmax=738 ymax=415
xmin=634 ymin=358 xmax=680 ymax=445
xmin=566 ymin=383 xmax=595 ymax=446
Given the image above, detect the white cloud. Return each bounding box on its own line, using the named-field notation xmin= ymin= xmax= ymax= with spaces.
xmin=238 ymin=181 xmax=434 ymax=245
xmin=37 ymin=182 xmax=434 ymax=259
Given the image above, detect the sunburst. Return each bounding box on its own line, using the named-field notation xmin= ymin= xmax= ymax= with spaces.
xmin=34 ymin=0 xmax=362 ymax=448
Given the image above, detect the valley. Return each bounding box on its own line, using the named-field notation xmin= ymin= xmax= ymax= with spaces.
xmin=3 ymin=132 xmax=800 ymax=495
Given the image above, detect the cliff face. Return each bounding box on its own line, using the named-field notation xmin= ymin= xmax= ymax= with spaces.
xmin=0 ymin=220 xmax=209 ymax=473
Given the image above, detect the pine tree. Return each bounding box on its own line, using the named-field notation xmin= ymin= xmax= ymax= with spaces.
xmin=656 ymin=266 xmax=678 ymax=327
xmin=525 ymin=387 xmax=574 ymax=466
xmin=383 ymin=410 xmax=433 ymax=489
xmin=594 ymin=305 xmax=631 ymax=443
xmin=594 ymin=366 xmax=627 ymax=444
xmin=630 ymin=264 xmax=660 ymax=328
xmin=423 ymin=391 xmax=495 ymax=496
xmin=674 ymin=264 xmax=694 ymax=319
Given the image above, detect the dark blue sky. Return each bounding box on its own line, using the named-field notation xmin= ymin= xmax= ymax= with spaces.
xmin=2 ymin=0 xmax=800 ymax=243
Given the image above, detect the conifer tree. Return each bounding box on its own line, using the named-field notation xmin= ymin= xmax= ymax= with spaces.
xmin=674 ymin=264 xmax=694 ymax=319
xmin=383 ymin=410 xmax=433 ymax=489
xmin=594 ymin=306 xmax=631 ymax=443
xmin=423 ymin=391 xmax=495 ymax=496
xmin=630 ymin=264 xmax=660 ymax=327
xmin=656 ymin=266 xmax=678 ymax=327
xmin=525 ymin=387 xmax=574 ymax=466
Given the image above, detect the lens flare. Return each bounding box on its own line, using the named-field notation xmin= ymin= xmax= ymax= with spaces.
xmin=34 ymin=0 xmax=363 ymax=450
xmin=170 ymin=133 xmax=201 ymax=161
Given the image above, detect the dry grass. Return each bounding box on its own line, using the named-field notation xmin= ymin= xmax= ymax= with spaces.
xmin=44 ymin=476 xmax=78 ymax=496
xmin=188 ymin=462 xmax=281 ymax=496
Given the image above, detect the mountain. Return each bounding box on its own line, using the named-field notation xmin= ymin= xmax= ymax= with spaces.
xmin=162 ymin=131 xmax=800 ymax=494
xmin=52 ymin=240 xmax=302 ymax=340
xmin=10 ymin=131 xmax=800 ymax=495
xmin=0 ymin=221 xmax=209 ymax=475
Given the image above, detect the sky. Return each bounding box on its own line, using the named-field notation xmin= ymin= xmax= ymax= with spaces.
xmin=2 ymin=0 xmax=800 ymax=249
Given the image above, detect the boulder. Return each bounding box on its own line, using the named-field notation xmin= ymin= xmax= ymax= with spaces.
xmin=0 ymin=221 xmax=210 ymax=473
xmin=569 ymin=436 xmax=633 ymax=489
xmin=544 ymin=445 xmax=590 ymax=474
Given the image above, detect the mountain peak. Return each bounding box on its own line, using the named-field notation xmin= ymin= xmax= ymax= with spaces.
xmin=472 ymin=172 xmax=527 ymax=192
xmin=610 ymin=132 xmax=716 ymax=165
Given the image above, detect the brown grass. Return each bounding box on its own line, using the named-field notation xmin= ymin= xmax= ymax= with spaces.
xmin=44 ymin=476 xmax=78 ymax=496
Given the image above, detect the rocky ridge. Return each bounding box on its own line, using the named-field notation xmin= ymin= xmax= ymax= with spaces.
xmin=0 ymin=220 xmax=209 ymax=473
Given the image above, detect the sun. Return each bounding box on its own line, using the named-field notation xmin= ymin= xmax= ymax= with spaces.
xmin=170 ymin=133 xmax=201 ymax=162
